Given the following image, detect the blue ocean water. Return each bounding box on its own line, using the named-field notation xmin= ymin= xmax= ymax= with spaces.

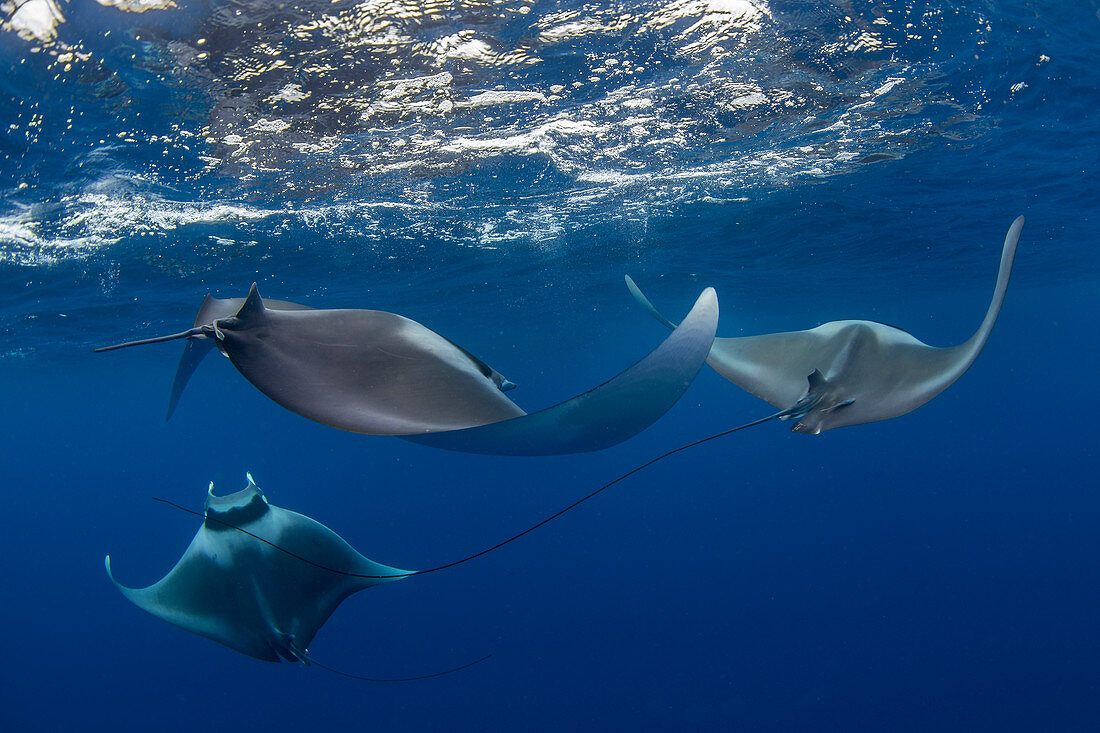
xmin=2 ymin=0 xmax=1098 ymax=730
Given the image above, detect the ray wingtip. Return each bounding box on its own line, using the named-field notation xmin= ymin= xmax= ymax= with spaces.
xmin=1003 ymin=215 xmax=1026 ymax=252
xmin=696 ymin=285 xmax=719 ymax=312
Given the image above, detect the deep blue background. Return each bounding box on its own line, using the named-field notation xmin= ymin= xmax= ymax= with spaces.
xmin=2 ymin=272 xmax=1097 ymax=732
xmin=2 ymin=0 xmax=1099 ymax=730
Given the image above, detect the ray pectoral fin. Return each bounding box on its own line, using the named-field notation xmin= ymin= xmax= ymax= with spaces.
xmin=404 ymin=287 xmax=719 ymax=455
xmin=906 ymin=215 xmax=1024 ymax=403
xmin=104 ymin=555 xmax=122 ymax=589
xmin=166 ymin=338 xmax=218 ymax=420
xmin=624 ymin=275 xmax=679 ymax=331
xmin=104 ymin=555 xmax=146 ymax=602
xmin=954 ymin=215 xmax=1024 ymax=367
xmin=104 ymin=554 xmax=172 ymax=624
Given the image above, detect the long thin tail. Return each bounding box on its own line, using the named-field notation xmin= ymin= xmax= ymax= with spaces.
xmin=306 ymin=653 xmax=491 ymax=683
xmin=399 ymin=409 xmax=784 ymax=577
xmin=152 ymin=409 xmax=785 ymax=580
xmin=94 ymin=327 xmax=205 ymax=353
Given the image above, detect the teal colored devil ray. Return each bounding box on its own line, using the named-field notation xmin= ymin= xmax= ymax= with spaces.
xmin=106 ymin=475 xmax=406 ymax=665
xmin=625 ymin=216 xmax=1023 ymax=433
xmin=105 ymin=419 xmax=777 ymax=677
xmin=107 ymin=475 xmax=489 ymax=682
xmin=96 ymin=286 xmax=719 ymax=455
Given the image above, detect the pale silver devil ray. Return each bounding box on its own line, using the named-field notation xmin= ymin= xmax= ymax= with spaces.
xmin=625 ymin=216 xmax=1023 ymax=433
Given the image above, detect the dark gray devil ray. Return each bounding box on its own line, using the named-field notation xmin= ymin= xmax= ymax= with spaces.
xmin=106 ymin=474 xmax=408 ymax=666
xmin=96 ymin=285 xmax=719 ymax=455
xmin=625 ymin=216 xmax=1023 ymax=433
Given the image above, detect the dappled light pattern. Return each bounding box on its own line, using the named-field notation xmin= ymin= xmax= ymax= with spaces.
xmin=1 ymin=0 xmax=1009 ymax=266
